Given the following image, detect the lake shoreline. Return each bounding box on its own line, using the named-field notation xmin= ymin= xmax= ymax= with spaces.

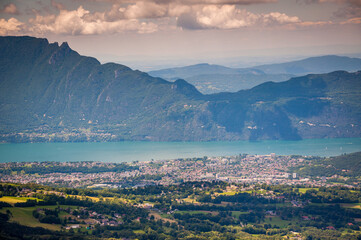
xmin=0 ymin=138 xmax=360 ymax=163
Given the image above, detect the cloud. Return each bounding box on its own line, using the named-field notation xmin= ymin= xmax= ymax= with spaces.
xmin=297 ymin=0 xmax=361 ymax=18
xmin=262 ymin=12 xmax=300 ymax=25
xmin=177 ymin=12 xmax=203 ymax=29
xmin=3 ymin=0 xmax=357 ymax=36
xmin=95 ymin=1 xmax=299 ymax=30
xmin=86 ymin=0 xmax=277 ymax=5
xmin=177 ymin=5 xmax=301 ymax=29
xmin=169 ymin=0 xmax=277 ymax=4
xmin=333 ymin=5 xmax=361 ymax=18
xmin=195 ymin=5 xmax=257 ymax=28
xmin=341 ymin=17 xmax=361 ymax=23
xmin=124 ymin=1 xmax=168 ymax=19
xmin=28 ymin=6 xmax=158 ymax=35
xmin=0 ymin=18 xmax=24 ymax=35
xmin=0 ymin=3 xmax=19 ymax=14
xmin=51 ymin=0 xmax=66 ymax=11
xmin=295 ymin=20 xmax=332 ymax=27
xmin=298 ymin=0 xmax=361 ymax=5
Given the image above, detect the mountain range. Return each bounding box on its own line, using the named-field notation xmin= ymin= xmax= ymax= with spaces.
xmin=149 ymin=56 xmax=361 ymax=94
xmin=0 ymin=36 xmax=360 ymax=142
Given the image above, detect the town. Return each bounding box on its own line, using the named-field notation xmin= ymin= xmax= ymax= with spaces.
xmin=1 ymin=153 xmax=361 ymax=239
xmin=0 ymin=153 xmax=357 ymax=189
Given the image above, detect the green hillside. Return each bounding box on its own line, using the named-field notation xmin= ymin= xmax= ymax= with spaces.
xmin=295 ymin=152 xmax=361 ymax=177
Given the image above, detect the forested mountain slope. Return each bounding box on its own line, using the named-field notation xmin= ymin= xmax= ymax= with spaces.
xmin=0 ymin=36 xmax=360 ymax=142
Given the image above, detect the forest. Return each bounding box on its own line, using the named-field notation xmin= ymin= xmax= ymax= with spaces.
xmin=1 ymin=181 xmax=361 ymax=239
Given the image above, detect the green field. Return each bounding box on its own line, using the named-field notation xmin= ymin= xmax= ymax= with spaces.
xmin=0 ymin=205 xmax=78 ymax=231
xmin=309 ymin=202 xmax=361 ymax=210
xmin=177 ymin=210 xmax=218 ymax=215
xmin=0 ymin=196 xmax=42 ymax=205
xmin=231 ymin=211 xmax=249 ymax=218
xmin=133 ymin=230 xmax=146 ymax=234
xmin=341 ymin=203 xmax=361 ymax=209
xmin=219 ymin=191 xmax=237 ymax=196
xmin=297 ymin=188 xmax=319 ymax=193
xmin=182 ymin=196 xmax=199 ymax=204
xmin=264 ymin=216 xmax=292 ymax=228
xmin=0 ymin=206 xmax=60 ymax=230
xmin=68 ymin=194 xmax=116 ymax=203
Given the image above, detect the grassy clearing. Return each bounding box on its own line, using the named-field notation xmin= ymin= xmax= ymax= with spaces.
xmin=341 ymin=203 xmax=361 ymax=209
xmin=241 ymin=190 xmax=253 ymax=194
xmin=177 ymin=210 xmax=219 ymax=215
xmin=264 ymin=216 xmax=292 ymax=228
xmin=0 ymin=204 xmax=79 ymax=231
xmin=255 ymin=190 xmax=267 ymax=195
xmin=182 ymin=197 xmax=199 ymax=204
xmin=68 ymin=194 xmax=115 ymax=203
xmin=219 ymin=191 xmax=237 ymax=196
xmin=0 ymin=206 xmax=60 ymax=231
xmin=329 ymin=182 xmax=344 ymax=185
xmin=59 ymin=211 xmax=72 ymax=218
xmin=0 ymin=196 xmax=42 ymax=205
xmin=298 ymin=188 xmax=319 ymax=193
xmin=150 ymin=211 xmax=176 ymax=223
xmin=134 ymin=230 xmax=146 ymax=234
xmin=231 ymin=211 xmax=249 ymax=218
xmin=310 ymin=203 xmax=361 ymax=209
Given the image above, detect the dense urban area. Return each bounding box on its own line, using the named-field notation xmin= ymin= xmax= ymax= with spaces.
xmin=0 ymin=153 xmax=359 ymax=189
xmin=0 ymin=152 xmax=361 ymax=239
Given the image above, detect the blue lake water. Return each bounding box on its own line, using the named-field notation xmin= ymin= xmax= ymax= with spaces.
xmin=0 ymin=138 xmax=360 ymax=163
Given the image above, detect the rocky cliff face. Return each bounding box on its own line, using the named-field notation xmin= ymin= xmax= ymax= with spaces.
xmin=0 ymin=36 xmax=360 ymax=142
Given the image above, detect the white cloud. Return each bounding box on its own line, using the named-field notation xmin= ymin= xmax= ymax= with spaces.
xmin=262 ymin=12 xmax=300 ymax=25
xmin=177 ymin=5 xmax=302 ymax=29
xmin=2 ymin=0 xmax=358 ymax=36
xmin=28 ymin=6 xmax=158 ymax=35
xmin=0 ymin=3 xmax=19 ymax=14
xmin=0 ymin=18 xmax=24 ymax=35
xmin=124 ymin=1 xmax=168 ymax=19
xmin=196 ymin=5 xmax=257 ymax=28
xmin=86 ymin=0 xmax=277 ymax=5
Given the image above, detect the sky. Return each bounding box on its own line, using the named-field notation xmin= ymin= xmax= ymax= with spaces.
xmin=0 ymin=0 xmax=360 ymax=70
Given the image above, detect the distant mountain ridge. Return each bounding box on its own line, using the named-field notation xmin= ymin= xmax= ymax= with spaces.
xmin=0 ymin=36 xmax=360 ymax=142
xmin=149 ymin=55 xmax=361 ymax=94
xmin=149 ymin=63 xmax=264 ymax=80
xmin=253 ymin=55 xmax=361 ymax=75
xmin=149 ymin=63 xmax=293 ymax=94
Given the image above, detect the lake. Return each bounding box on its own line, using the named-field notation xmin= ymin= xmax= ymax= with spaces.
xmin=0 ymin=138 xmax=360 ymax=163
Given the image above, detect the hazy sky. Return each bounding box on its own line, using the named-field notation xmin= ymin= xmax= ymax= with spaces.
xmin=0 ymin=0 xmax=360 ymax=70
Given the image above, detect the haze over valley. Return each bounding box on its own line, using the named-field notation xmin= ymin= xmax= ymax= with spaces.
xmin=148 ymin=56 xmax=361 ymax=93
